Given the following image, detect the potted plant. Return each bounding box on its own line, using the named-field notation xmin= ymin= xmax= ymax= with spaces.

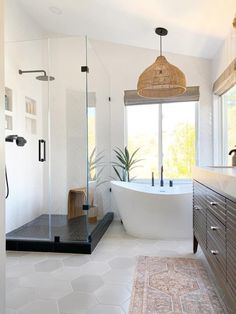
xmin=88 ymin=147 xmax=107 ymax=223
xmin=112 ymin=146 xmax=142 ymax=182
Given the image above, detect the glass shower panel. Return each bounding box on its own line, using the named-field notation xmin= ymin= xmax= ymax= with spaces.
xmin=48 ymin=36 xmax=89 ymax=242
xmin=5 ymin=39 xmax=51 ymax=240
xmin=86 ymin=39 xmax=111 ymax=225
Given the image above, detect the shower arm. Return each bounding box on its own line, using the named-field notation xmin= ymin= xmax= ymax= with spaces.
xmin=19 ymin=69 xmax=47 ymax=76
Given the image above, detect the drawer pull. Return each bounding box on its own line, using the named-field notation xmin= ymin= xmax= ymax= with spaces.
xmin=210 ymin=226 xmax=219 ymax=231
xmin=210 ymin=250 xmax=219 ymax=255
xmin=194 ymin=205 xmax=201 ymax=210
xmin=210 ymin=201 xmax=218 ymax=206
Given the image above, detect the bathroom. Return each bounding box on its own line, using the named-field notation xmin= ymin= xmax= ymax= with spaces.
xmin=0 ymin=0 xmax=236 ymax=313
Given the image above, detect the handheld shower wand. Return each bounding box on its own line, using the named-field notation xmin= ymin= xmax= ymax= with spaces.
xmin=5 ymin=135 xmax=27 ymax=198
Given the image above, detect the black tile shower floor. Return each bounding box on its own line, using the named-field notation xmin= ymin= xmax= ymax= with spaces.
xmin=7 ymin=214 xmax=99 ymax=242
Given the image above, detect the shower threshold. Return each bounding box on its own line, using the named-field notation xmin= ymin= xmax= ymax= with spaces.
xmin=6 ymin=212 xmax=114 ymax=254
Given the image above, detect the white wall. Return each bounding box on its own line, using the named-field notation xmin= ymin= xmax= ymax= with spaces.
xmin=212 ymin=28 xmax=236 ymax=164
xmin=0 ymin=0 xmax=5 ymax=311
xmin=212 ymin=28 xmax=236 ymax=81
xmin=91 ymin=40 xmax=213 ymax=167
xmin=5 ymin=0 xmax=45 ymax=42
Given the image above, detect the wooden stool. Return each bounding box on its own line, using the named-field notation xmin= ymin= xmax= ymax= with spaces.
xmin=68 ymin=188 xmax=86 ymax=219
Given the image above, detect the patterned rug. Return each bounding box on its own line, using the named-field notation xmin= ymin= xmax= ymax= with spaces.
xmin=129 ymin=256 xmax=227 ymax=314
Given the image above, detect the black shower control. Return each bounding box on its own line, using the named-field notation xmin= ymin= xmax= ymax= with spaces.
xmin=83 ymin=204 xmax=90 ymax=211
xmin=54 ymin=236 xmax=60 ymax=243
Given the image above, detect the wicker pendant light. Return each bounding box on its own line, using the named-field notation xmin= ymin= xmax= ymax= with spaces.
xmin=233 ymin=14 xmax=236 ymax=28
xmin=137 ymin=27 xmax=186 ymax=98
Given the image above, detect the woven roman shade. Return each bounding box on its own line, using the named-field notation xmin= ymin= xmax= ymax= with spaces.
xmin=213 ymin=58 xmax=236 ymax=96
xmin=124 ymin=86 xmax=200 ymax=106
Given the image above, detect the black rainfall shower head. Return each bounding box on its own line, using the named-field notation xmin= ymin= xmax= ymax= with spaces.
xmin=5 ymin=135 xmax=27 ymax=146
xmin=36 ymin=74 xmax=55 ymax=81
xmin=19 ymin=69 xmax=55 ymax=81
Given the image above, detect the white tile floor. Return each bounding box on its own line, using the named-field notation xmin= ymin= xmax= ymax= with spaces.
xmin=5 ymin=221 xmax=217 ymax=314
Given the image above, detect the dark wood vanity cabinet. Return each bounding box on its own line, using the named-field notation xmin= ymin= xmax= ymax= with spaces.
xmin=193 ymin=180 xmax=236 ymax=310
xmin=226 ymin=199 xmax=236 ymax=301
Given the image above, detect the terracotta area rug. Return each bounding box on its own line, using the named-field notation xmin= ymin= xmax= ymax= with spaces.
xmin=129 ymin=256 xmax=227 ymax=314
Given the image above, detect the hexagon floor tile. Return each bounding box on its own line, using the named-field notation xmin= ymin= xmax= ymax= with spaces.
xmin=35 ymin=280 xmax=73 ymax=300
xmin=58 ymin=291 xmax=98 ymax=313
xmin=63 ymin=255 xmax=90 ymax=267
xmin=102 ymin=268 xmax=134 ymax=285
xmin=35 ymin=259 xmax=62 ymax=272
xmin=87 ymin=304 xmax=125 ymax=314
xmin=76 ymin=261 xmax=111 ymax=276
xmin=6 ymin=221 xmax=204 ymax=314
xmin=95 ymin=283 xmax=131 ymax=305
xmin=6 ymin=287 xmax=36 ymax=310
xmin=18 ymin=300 xmax=59 ymax=314
xmin=109 ymin=257 xmax=135 ymax=269
xmin=122 ymin=298 xmax=131 ymax=313
xmin=6 ymin=309 xmax=17 ymax=314
xmin=72 ymin=274 xmax=104 ymax=293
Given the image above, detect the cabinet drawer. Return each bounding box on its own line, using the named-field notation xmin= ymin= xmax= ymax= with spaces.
xmin=207 ymin=233 xmax=226 ymax=279
xmin=227 ymin=199 xmax=236 ymax=249
xmin=207 ymin=211 xmax=225 ymax=247
xmin=193 ymin=181 xmax=208 ymax=214
xmin=193 ymin=209 xmax=206 ymax=248
xmin=206 ymin=190 xmax=226 ymax=224
xmin=227 ymin=243 xmax=236 ymax=298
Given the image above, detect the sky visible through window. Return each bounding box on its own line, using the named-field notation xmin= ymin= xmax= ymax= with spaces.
xmin=222 ymin=85 xmax=236 ymax=164
xmin=127 ymin=102 xmax=196 ymax=180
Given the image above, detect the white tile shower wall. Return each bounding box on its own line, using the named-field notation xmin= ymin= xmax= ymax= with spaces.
xmin=4 ymin=1 xmax=50 ymax=233
xmin=4 ymin=40 xmax=48 ymax=233
xmin=0 ymin=0 xmax=5 ymax=312
xmin=91 ymin=40 xmax=213 ymax=216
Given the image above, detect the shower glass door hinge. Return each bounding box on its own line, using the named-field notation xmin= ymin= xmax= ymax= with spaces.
xmin=81 ymin=66 xmax=89 ymax=73
xmin=83 ymin=204 xmax=90 ymax=211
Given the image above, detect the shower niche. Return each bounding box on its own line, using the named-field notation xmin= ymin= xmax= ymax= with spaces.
xmin=25 ymin=96 xmax=37 ymax=134
xmin=5 ymin=87 xmax=13 ymax=130
xmin=5 ymin=37 xmax=113 ymax=254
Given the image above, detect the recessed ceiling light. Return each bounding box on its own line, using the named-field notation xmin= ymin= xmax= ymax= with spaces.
xmin=49 ymin=6 xmax=62 ymax=15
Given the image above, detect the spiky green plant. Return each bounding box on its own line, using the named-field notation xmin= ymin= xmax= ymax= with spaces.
xmin=112 ymin=146 xmax=142 ymax=182
xmin=88 ymin=147 xmax=107 ymax=207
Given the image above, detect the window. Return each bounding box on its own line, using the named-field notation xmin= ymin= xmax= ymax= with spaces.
xmin=222 ymin=85 xmax=236 ymax=164
xmin=126 ymin=104 xmax=160 ymax=178
xmin=126 ymin=101 xmax=197 ymax=179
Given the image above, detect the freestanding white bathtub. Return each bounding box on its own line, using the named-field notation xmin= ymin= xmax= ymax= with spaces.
xmin=111 ymin=181 xmax=193 ymax=239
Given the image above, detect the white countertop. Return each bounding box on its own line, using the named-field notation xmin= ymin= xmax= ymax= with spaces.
xmin=192 ymin=166 xmax=236 ymax=199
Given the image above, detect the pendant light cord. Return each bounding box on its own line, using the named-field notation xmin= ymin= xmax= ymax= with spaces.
xmin=160 ymin=35 xmax=162 ymax=56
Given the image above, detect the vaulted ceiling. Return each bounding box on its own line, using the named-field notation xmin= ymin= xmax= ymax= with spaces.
xmin=17 ymin=0 xmax=236 ymax=59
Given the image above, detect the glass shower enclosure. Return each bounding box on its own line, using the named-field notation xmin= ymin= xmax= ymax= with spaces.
xmin=5 ymin=36 xmax=113 ymax=253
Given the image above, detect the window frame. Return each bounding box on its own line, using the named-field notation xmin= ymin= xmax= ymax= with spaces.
xmin=219 ymin=85 xmax=236 ymax=165
xmin=125 ymin=101 xmax=199 ymax=180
